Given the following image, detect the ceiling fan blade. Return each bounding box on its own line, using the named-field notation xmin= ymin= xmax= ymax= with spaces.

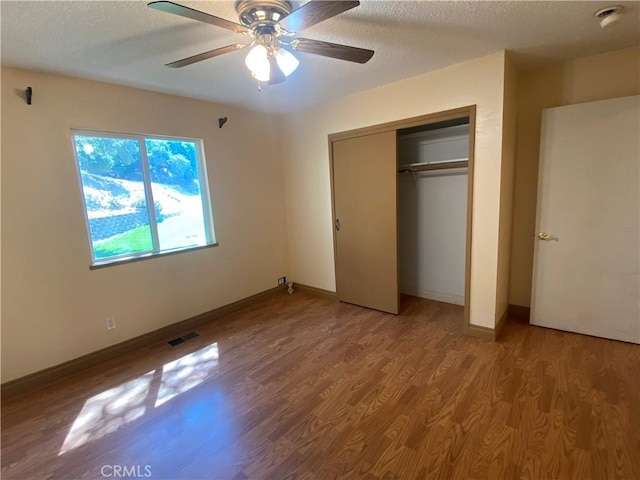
xmin=290 ymin=38 xmax=374 ymax=64
xmin=278 ymin=0 xmax=360 ymax=33
xmin=148 ymin=1 xmax=250 ymax=34
xmin=165 ymin=44 xmax=246 ymax=68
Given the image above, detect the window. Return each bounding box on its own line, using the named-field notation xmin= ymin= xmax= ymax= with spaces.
xmin=71 ymin=131 xmax=216 ymax=266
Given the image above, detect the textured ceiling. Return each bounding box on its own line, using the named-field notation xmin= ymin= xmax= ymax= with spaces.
xmin=1 ymin=1 xmax=639 ymax=113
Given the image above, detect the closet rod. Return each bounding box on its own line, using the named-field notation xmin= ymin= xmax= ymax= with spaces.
xmin=397 ymin=160 xmax=468 ymax=174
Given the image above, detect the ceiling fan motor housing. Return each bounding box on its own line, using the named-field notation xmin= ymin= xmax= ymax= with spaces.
xmin=235 ymin=0 xmax=293 ymax=29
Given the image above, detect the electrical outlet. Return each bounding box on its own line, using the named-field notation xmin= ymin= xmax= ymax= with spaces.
xmin=106 ymin=316 xmax=116 ymax=330
xmin=278 ymin=276 xmax=287 ymax=285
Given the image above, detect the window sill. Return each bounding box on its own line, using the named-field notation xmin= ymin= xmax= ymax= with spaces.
xmin=89 ymin=243 xmax=219 ymax=270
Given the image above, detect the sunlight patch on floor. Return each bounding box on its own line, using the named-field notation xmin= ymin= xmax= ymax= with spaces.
xmin=58 ymin=343 xmax=220 ymax=456
xmin=58 ymin=371 xmax=154 ymax=455
xmin=156 ymin=343 xmax=220 ymax=407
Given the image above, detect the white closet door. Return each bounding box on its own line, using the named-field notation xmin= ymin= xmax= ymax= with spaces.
xmin=531 ymin=95 xmax=640 ymax=343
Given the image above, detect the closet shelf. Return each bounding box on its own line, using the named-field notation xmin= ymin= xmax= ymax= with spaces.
xmin=398 ymin=160 xmax=468 ymax=174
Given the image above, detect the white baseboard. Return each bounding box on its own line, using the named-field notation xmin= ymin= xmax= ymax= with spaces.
xmin=400 ymin=286 xmax=464 ymax=306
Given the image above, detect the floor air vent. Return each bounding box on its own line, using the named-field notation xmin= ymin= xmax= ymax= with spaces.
xmin=167 ymin=332 xmax=200 ymax=347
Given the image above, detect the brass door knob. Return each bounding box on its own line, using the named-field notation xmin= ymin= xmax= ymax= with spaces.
xmin=537 ymin=232 xmax=558 ymax=241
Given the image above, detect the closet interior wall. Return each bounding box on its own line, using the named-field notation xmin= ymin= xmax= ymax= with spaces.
xmin=398 ymin=122 xmax=469 ymax=305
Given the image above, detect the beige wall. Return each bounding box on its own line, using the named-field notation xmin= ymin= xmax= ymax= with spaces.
xmin=8 ymin=45 xmax=630 ymax=381
xmin=495 ymin=53 xmax=519 ymax=323
xmin=509 ymin=46 xmax=640 ymax=307
xmin=1 ymin=68 xmax=289 ymax=382
xmin=280 ymin=52 xmax=508 ymax=329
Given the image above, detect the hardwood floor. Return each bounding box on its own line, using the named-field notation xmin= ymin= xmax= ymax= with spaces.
xmin=2 ymin=292 xmax=638 ymax=479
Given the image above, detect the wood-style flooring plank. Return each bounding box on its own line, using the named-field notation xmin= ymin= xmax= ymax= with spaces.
xmin=2 ymin=293 xmax=639 ymax=479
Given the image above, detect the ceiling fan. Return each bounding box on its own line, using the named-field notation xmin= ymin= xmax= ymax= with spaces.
xmin=148 ymin=0 xmax=374 ymax=85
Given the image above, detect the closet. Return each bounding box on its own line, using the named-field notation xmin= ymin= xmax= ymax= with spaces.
xmin=397 ymin=119 xmax=469 ymax=305
xmin=330 ymin=106 xmax=474 ymax=322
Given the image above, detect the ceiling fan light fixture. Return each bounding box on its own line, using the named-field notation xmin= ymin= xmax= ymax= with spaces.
xmin=245 ymin=43 xmax=299 ymax=83
xmin=245 ymin=44 xmax=271 ymax=82
xmin=275 ymin=47 xmax=299 ymax=77
xmin=268 ymin=54 xmax=286 ymax=84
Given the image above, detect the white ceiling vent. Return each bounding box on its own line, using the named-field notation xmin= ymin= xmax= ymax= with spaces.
xmin=595 ymin=5 xmax=623 ymax=29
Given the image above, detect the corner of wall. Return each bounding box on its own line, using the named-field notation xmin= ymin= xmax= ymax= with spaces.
xmin=274 ymin=113 xmax=292 ymax=281
xmin=495 ymin=52 xmax=519 ymax=327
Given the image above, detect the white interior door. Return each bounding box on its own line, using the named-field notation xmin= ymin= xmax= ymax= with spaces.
xmin=531 ymin=95 xmax=640 ymax=343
